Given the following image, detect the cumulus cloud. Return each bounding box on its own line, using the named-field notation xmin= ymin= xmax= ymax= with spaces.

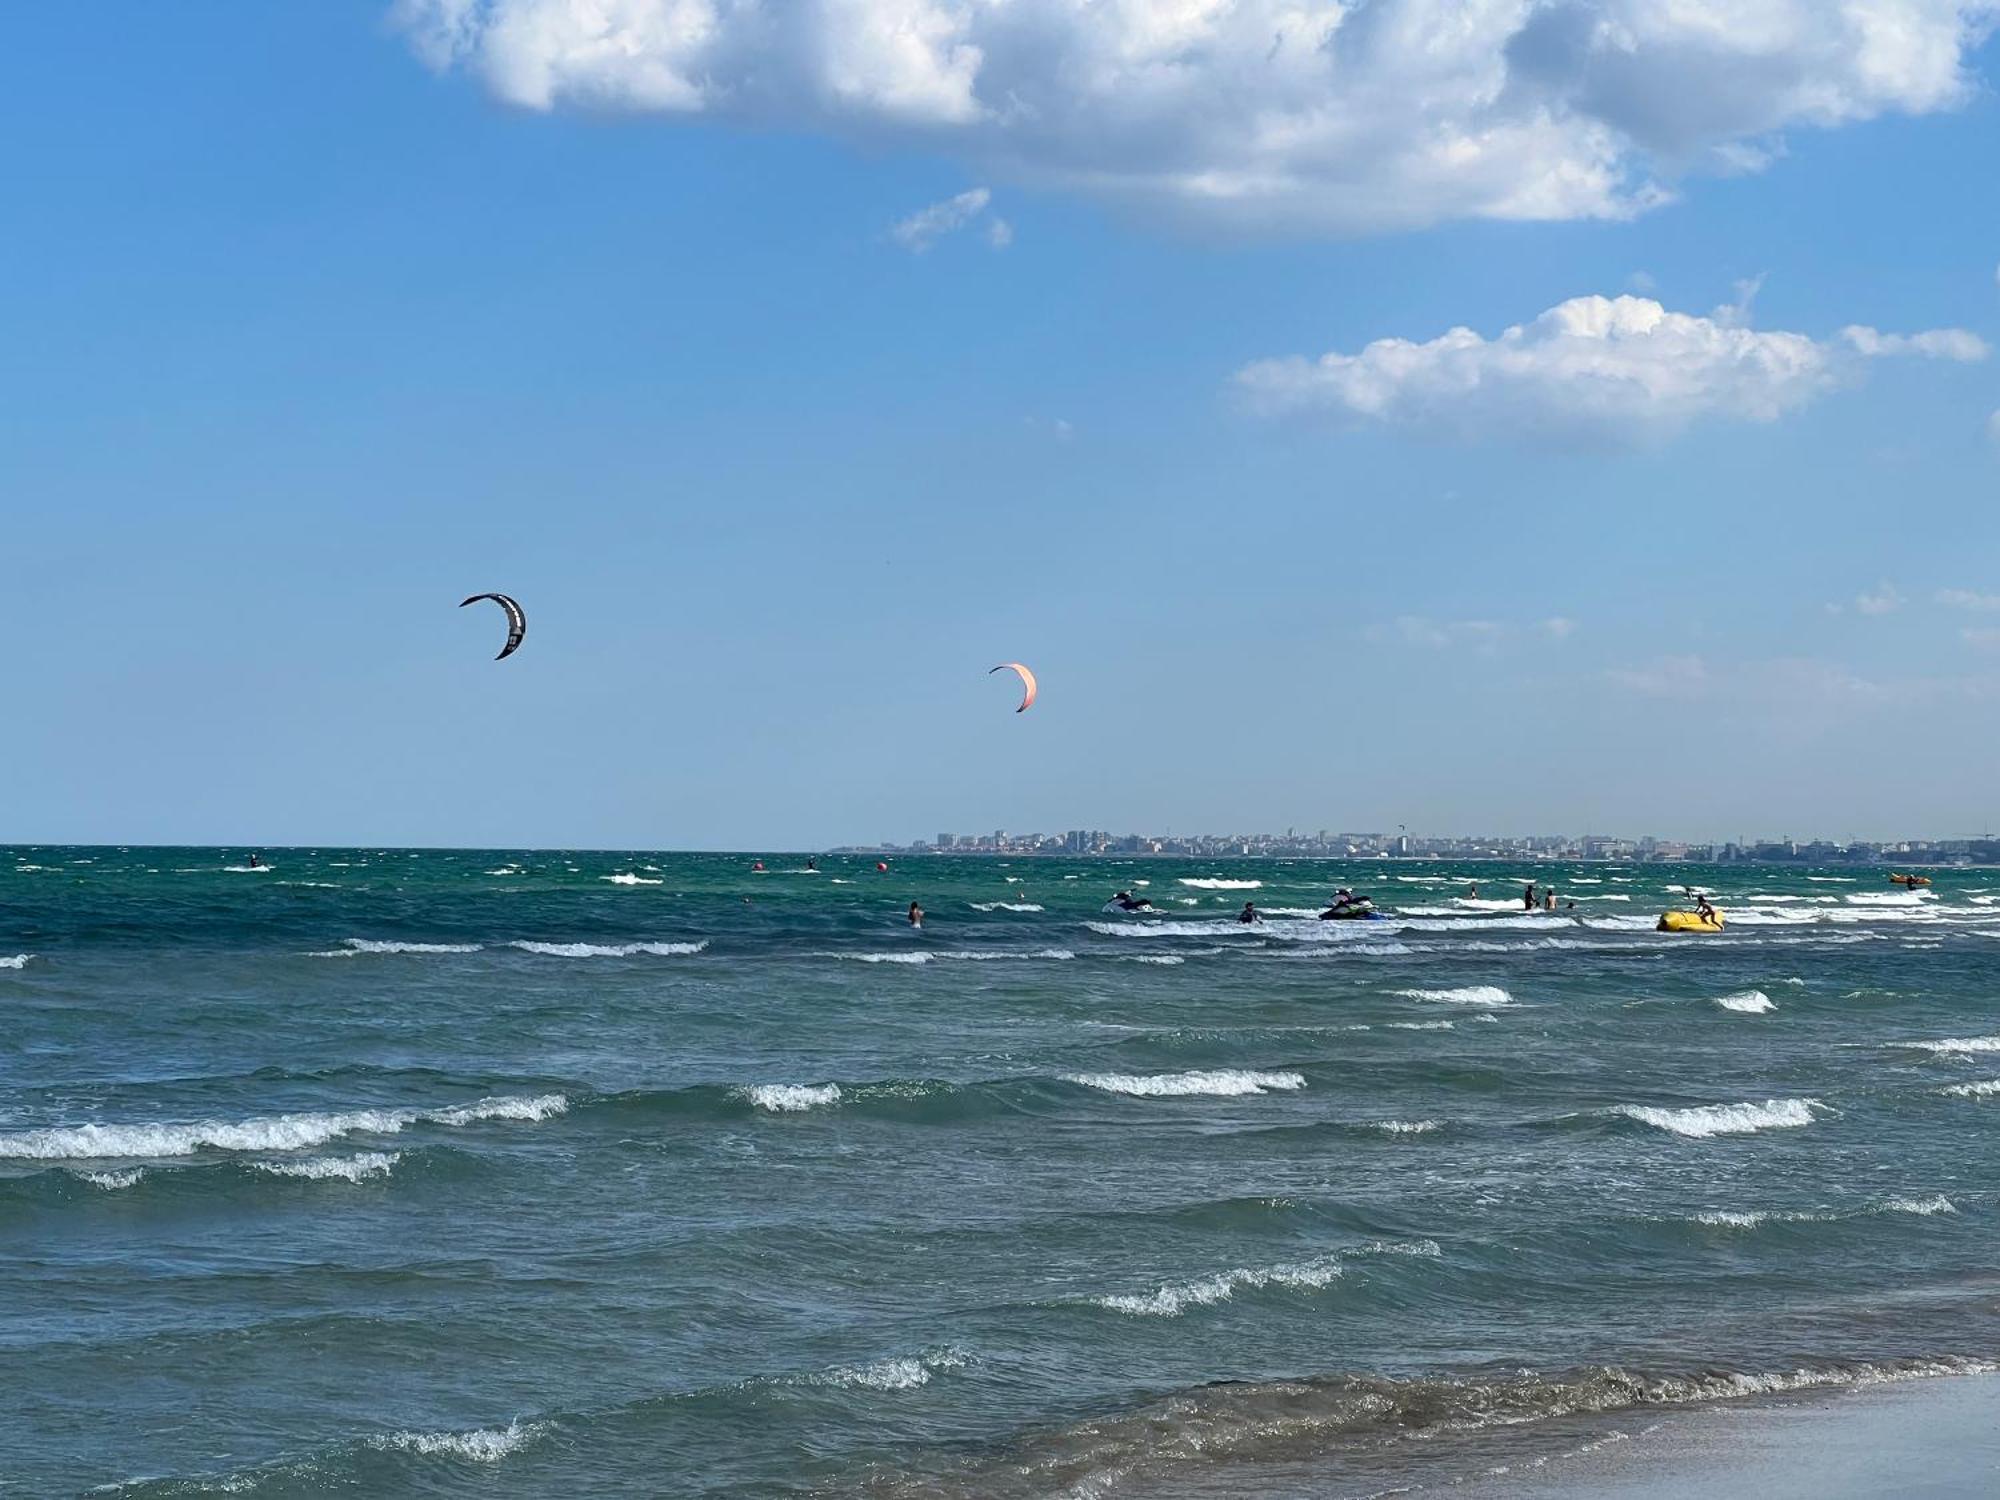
xmin=1234 ymin=294 xmax=1986 ymax=444
xmin=1369 ymin=615 xmax=1575 ymax=652
xmin=1939 ymin=588 xmax=2000 ymax=610
xmin=1854 ymin=581 xmax=1905 ymax=615
xmin=890 ymin=186 xmax=1003 ymax=251
xmin=392 ymin=0 xmax=2000 ymax=235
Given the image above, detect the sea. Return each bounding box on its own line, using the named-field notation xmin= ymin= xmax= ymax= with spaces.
xmin=4 ymin=847 xmax=1998 ymax=1497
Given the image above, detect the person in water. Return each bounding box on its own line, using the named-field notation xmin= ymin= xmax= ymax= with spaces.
xmin=1468 ymin=882 xmax=1478 ymax=898
xmin=806 ymin=857 xmax=818 ymax=871
xmin=1522 ymin=883 xmax=1537 ymax=911
xmin=1238 ymin=902 xmax=1261 ymax=924
xmin=907 ymin=901 xmax=924 ymax=927
xmin=1111 ymin=891 xmax=1155 ymax=912
xmin=246 ymin=853 xmax=263 ymax=869
xmin=1543 ymin=888 xmax=1556 ymax=911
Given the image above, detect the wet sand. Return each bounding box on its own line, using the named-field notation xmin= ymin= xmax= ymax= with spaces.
xmin=1457 ymin=1373 xmax=2000 ymax=1499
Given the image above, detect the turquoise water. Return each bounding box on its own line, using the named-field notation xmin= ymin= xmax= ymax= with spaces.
xmin=5 ymin=848 xmax=1998 ymax=1496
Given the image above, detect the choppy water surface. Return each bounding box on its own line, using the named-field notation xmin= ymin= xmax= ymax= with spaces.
xmin=5 ymin=849 xmax=1999 ymax=1496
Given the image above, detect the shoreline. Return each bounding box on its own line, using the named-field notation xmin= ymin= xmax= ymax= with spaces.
xmin=1455 ymin=1371 xmax=2000 ymax=1499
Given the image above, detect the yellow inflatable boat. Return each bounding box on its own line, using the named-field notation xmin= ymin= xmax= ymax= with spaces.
xmin=1889 ymin=873 xmax=1931 ymax=888
xmin=1657 ymin=909 xmax=1725 ymax=933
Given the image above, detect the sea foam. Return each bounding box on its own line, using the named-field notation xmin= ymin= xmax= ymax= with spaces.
xmin=1906 ymin=1035 xmax=2000 ymax=1055
xmin=1178 ymin=878 xmax=1263 ymax=889
xmin=737 ymin=1083 xmax=841 ymax=1112
xmin=368 ymin=1419 xmax=548 ymax=1462
xmin=1095 ymin=1256 xmax=1344 ymax=1316
xmin=0 ymin=1094 xmax=566 ymax=1161
xmin=0 ymin=954 xmax=33 ymax=970
xmin=509 ymin=941 xmax=707 ymax=958
xmin=252 ymin=1151 xmax=399 ymax=1183
xmin=1396 ymin=985 xmax=1514 ymax=1006
xmin=1613 ymin=1098 xmax=1821 ymax=1138
xmin=601 ymin=873 xmax=663 ymax=885
xmin=1063 ymin=1069 xmax=1305 ymax=1098
xmin=313 ymin=938 xmax=483 ymax=957
xmin=1713 ymin=991 xmax=1776 ymax=1014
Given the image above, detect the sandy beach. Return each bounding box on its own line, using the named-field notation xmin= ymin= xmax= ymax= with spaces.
xmin=1460 ymin=1372 xmax=2000 ymax=1499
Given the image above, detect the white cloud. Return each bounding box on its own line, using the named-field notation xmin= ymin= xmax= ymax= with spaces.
xmin=985 ymin=216 xmax=1013 ymax=250
xmin=1939 ymin=588 xmax=2000 ymax=610
xmin=392 ymin=0 xmax=2000 ymax=236
xmin=1369 ymin=615 xmax=1573 ymax=652
xmin=1234 ymin=293 xmax=1986 ymax=444
xmin=1855 ymin=581 xmax=1905 ymax=615
xmin=890 ymin=186 xmax=998 ymax=251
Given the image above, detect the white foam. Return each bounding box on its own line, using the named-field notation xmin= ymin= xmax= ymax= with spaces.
xmin=738 ymin=1083 xmax=841 ymax=1112
xmin=1397 ymin=985 xmax=1514 ymax=1007
xmin=969 ymin=902 xmax=1044 ymax=912
xmin=1063 ymin=1069 xmax=1305 ymax=1098
xmin=1096 ymin=1256 xmax=1344 ymax=1316
xmin=601 ymin=873 xmax=663 ymax=886
xmin=253 ymin=1151 xmax=399 ymax=1183
xmin=80 ymin=1167 xmax=145 ymax=1190
xmin=837 ymin=949 xmax=1073 ymax=964
xmin=1179 ymin=878 xmax=1263 ymax=889
xmin=486 ymin=867 xmax=521 ymax=876
xmin=223 ymin=865 xmax=274 ymax=873
xmin=1614 ymin=1098 xmax=1821 ymax=1138
xmin=1124 ymin=955 xmax=1185 ymax=965
xmin=1938 ymin=1079 xmax=2000 ymax=1097
xmin=1882 ymin=1194 xmax=1956 ymax=1216
xmin=0 ymin=954 xmax=33 ymax=970
xmin=1693 ymin=1210 xmax=1769 ymax=1228
xmin=0 ymin=1094 xmax=566 ymax=1161
xmin=1370 ymin=1119 xmax=1440 ymax=1134
xmin=1846 ymin=890 xmax=1931 ymax=906
xmin=1905 ymin=1035 xmax=2000 ymax=1055
xmin=1085 ymin=920 xmax=1243 ymax=938
xmin=807 ymin=1348 xmax=968 ymax=1391
xmin=1714 ymin=990 xmax=1776 ymax=1014
xmin=1386 ymin=1020 xmax=1455 ymax=1031
xmin=509 ymin=941 xmax=707 ymax=958
xmin=1808 ymin=876 xmax=1856 ymax=882
xmin=369 ymin=1419 xmax=548 ymax=1462
xmin=313 ymin=938 xmax=483 ymax=957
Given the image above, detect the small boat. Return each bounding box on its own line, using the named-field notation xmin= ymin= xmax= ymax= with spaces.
xmin=1889 ymin=873 xmax=1932 ymax=888
xmin=1657 ymin=909 xmax=1725 ymax=933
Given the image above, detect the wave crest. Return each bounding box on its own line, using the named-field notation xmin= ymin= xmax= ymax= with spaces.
xmin=1064 ymin=1069 xmax=1305 ymax=1098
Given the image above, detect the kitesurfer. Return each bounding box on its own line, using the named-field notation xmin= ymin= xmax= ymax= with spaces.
xmin=806 ymin=857 xmax=818 ymax=872
xmin=246 ymin=853 xmax=263 ymax=869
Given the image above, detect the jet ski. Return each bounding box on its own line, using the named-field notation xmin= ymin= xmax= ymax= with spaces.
xmin=1318 ymin=897 xmax=1384 ymax=920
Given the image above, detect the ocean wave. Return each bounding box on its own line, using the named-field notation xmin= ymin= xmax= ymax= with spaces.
xmin=0 ymin=953 xmax=33 ymax=969
xmin=1094 ymin=1255 xmax=1345 ymax=1316
xmin=509 ymin=940 xmax=707 ymax=958
xmin=312 ymin=938 xmax=484 ymax=957
xmin=81 ymin=1167 xmax=145 ymax=1190
xmin=223 ymin=864 xmax=274 ymax=873
xmin=1692 ymin=1210 xmax=1771 ymax=1228
xmin=1178 ymin=878 xmax=1263 ymax=889
xmin=1369 ymin=1119 xmax=1440 ymax=1134
xmin=252 ymin=1151 xmax=399 ymax=1183
xmin=0 ymin=1093 xmax=567 ymax=1161
xmin=1938 ymin=1079 xmax=2000 ymax=1097
xmin=1905 ymin=1034 xmax=2000 ymax=1055
xmin=1713 ymin=990 xmax=1776 ymax=1014
xmin=736 ymin=1083 xmax=841 ymax=1113
xmin=1396 ymin=985 xmax=1513 ymax=1006
xmin=1882 ymin=1194 xmax=1956 ymax=1216
xmin=969 ymin=902 xmax=1044 ymax=912
xmin=601 ymin=873 xmax=663 ymax=885
xmin=803 ymin=1348 xmax=968 ymax=1391
xmin=367 ymin=1418 xmax=549 ymax=1462
xmin=1123 ymin=954 xmax=1186 ymax=965
xmin=835 ymin=949 xmax=1075 ymax=964
xmin=1846 ymin=890 xmax=1932 ymax=906
xmin=1612 ymin=1097 xmax=1821 ymax=1138
xmin=1063 ymin=1069 xmax=1305 ymax=1098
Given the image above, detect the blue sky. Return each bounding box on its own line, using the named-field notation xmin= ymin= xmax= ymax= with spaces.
xmin=6 ymin=2 xmax=2000 ymax=848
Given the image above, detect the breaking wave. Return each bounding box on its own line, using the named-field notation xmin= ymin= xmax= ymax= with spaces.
xmin=803 ymin=1348 xmax=968 ymax=1391
xmin=509 ymin=940 xmax=707 ymax=958
xmin=1905 ymin=1035 xmax=2000 ymax=1055
xmin=0 ymin=954 xmax=32 ymax=969
xmin=0 ymin=1094 xmax=567 ymax=1161
xmin=1612 ymin=1098 xmax=1821 ymax=1138
xmin=1063 ymin=1069 xmax=1305 ymax=1098
xmin=1396 ymin=985 xmax=1514 ymax=1006
xmin=1179 ymin=878 xmax=1263 ymax=889
xmin=252 ymin=1151 xmax=399 ymax=1183
xmin=736 ymin=1083 xmax=842 ymax=1113
xmin=313 ymin=938 xmax=483 ymax=957
xmin=368 ymin=1419 xmax=549 ymax=1462
xmin=1095 ymin=1255 xmax=1345 ymax=1316
xmin=969 ymin=902 xmax=1044 ymax=912
xmin=1713 ymin=990 xmax=1775 ymax=1013
xmin=601 ymin=873 xmax=663 ymax=885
